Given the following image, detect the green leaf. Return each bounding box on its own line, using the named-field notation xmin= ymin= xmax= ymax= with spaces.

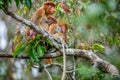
xmin=23 ymin=6 xmax=29 ymax=14
xmin=0 ymin=1 xmax=3 ymax=9
xmin=78 ymin=65 xmax=99 ymax=78
xmin=56 ymin=3 xmax=60 ymax=10
xmin=13 ymin=41 xmax=24 ymax=57
xmin=35 ymin=34 xmax=42 ymax=39
xmin=29 ymin=49 xmax=39 ymax=62
xmin=13 ymin=35 xmax=19 ymax=43
xmin=7 ymin=0 xmax=12 ymax=4
xmin=15 ymin=0 xmax=20 ymax=7
xmin=17 ymin=10 xmax=21 ymax=16
xmin=46 ymin=39 xmax=53 ymax=46
xmin=91 ymin=43 xmax=105 ymax=52
xmin=24 ymin=44 xmax=31 ymax=53
xmin=25 ymin=62 xmax=31 ymax=75
xmin=37 ymin=45 xmax=45 ymax=57
xmin=33 ymin=40 xmax=40 ymax=49
xmin=25 ymin=0 xmax=32 ymax=9
xmin=20 ymin=0 xmax=24 ymax=4
xmin=0 ymin=1 xmax=3 ymax=3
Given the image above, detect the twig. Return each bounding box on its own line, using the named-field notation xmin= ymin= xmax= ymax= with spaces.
xmin=72 ymin=57 xmax=76 ymax=80
xmin=32 ymin=64 xmax=53 ymax=80
xmin=44 ymin=66 xmax=53 ymax=80
xmin=61 ymin=38 xmax=66 ymax=80
xmin=66 ymin=69 xmax=79 ymax=73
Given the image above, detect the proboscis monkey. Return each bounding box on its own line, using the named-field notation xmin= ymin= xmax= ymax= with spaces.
xmin=48 ymin=16 xmax=67 ymax=41
xmin=26 ymin=1 xmax=56 ymax=39
xmin=30 ymin=1 xmax=56 ymax=30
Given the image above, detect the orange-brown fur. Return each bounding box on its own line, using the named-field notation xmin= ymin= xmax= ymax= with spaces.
xmin=26 ymin=1 xmax=56 ymax=36
xmin=48 ymin=16 xmax=64 ymax=40
xmin=29 ymin=1 xmax=56 ymax=64
xmin=57 ymin=18 xmax=68 ymax=42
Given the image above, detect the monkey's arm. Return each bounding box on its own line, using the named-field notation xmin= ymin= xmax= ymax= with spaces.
xmin=30 ymin=7 xmax=45 ymax=25
xmin=53 ymin=32 xmax=64 ymax=39
xmin=49 ymin=24 xmax=57 ymax=34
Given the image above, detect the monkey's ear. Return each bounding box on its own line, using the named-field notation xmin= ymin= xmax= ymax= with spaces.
xmin=43 ymin=1 xmax=56 ymax=7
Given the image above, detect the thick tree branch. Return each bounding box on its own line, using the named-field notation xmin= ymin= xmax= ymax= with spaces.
xmin=44 ymin=49 xmax=120 ymax=76
xmin=2 ymin=9 xmax=119 ymax=76
xmin=0 ymin=49 xmax=119 ymax=76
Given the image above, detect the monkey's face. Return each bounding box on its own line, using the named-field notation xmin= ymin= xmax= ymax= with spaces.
xmin=45 ymin=6 xmax=56 ymax=15
xmin=43 ymin=1 xmax=56 ymax=15
xmin=50 ymin=6 xmax=56 ymax=14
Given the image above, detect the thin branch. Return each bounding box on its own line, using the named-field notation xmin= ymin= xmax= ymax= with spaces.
xmin=66 ymin=69 xmax=79 ymax=74
xmin=32 ymin=63 xmax=78 ymax=73
xmin=32 ymin=64 xmax=53 ymax=80
xmin=0 ymin=52 xmax=59 ymax=59
xmin=44 ymin=66 xmax=53 ymax=80
xmin=61 ymin=39 xmax=66 ymax=80
xmin=72 ymin=57 xmax=76 ymax=80
xmin=0 ymin=52 xmax=30 ymax=59
xmin=32 ymin=63 xmax=63 ymax=70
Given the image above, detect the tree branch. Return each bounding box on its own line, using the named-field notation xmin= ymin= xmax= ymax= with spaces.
xmin=44 ymin=67 xmax=53 ymax=80
xmin=2 ymin=9 xmax=119 ymax=76
xmin=3 ymin=8 xmax=67 ymax=51
xmin=1 ymin=49 xmax=119 ymax=76
xmin=46 ymin=49 xmax=120 ymax=76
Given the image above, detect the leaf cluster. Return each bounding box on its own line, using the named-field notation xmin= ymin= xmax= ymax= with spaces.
xmin=0 ymin=0 xmax=32 ymax=9
xmin=13 ymin=33 xmax=53 ymax=63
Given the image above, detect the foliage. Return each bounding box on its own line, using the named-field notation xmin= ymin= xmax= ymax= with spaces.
xmin=0 ymin=0 xmax=32 ymax=9
xmin=0 ymin=1 xmax=3 ymax=9
xmin=66 ymin=0 xmax=120 ymax=45
xmin=91 ymin=43 xmax=105 ymax=53
xmin=78 ymin=66 xmax=99 ymax=78
xmin=0 ymin=0 xmax=120 ymax=79
xmin=13 ymin=33 xmax=52 ymax=63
